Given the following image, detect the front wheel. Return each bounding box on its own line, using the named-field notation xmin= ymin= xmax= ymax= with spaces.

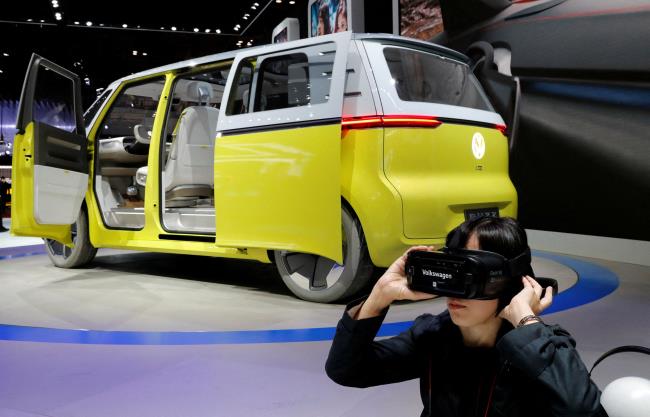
xmin=274 ymin=206 xmax=374 ymax=303
xmin=44 ymin=208 xmax=97 ymax=268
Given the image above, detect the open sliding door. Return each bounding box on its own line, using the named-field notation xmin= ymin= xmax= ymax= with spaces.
xmin=214 ymin=32 xmax=351 ymax=263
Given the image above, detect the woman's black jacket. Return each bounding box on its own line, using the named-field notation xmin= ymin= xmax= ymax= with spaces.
xmin=325 ymin=302 xmax=608 ymax=417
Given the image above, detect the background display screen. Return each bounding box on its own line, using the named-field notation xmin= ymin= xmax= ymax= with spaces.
xmin=310 ymin=0 xmax=348 ymax=37
xmin=273 ymin=27 xmax=288 ymax=43
xmin=400 ymin=0 xmax=445 ymax=40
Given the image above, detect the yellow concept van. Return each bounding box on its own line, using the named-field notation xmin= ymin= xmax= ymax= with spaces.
xmin=12 ymin=32 xmax=516 ymax=302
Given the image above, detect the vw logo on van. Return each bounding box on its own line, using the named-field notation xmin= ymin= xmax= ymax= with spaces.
xmin=472 ymin=133 xmax=485 ymax=160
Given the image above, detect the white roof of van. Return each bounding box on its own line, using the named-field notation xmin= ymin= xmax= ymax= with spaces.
xmin=107 ymin=33 xmax=469 ymax=88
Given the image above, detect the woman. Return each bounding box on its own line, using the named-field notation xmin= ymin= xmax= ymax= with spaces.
xmin=334 ymin=0 xmax=348 ymax=33
xmin=317 ymin=3 xmax=331 ymax=36
xmin=326 ymin=216 xmax=607 ymax=416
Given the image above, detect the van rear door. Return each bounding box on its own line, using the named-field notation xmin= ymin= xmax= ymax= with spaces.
xmin=214 ymin=32 xmax=351 ymax=263
xmin=359 ymin=39 xmax=517 ymax=239
xmin=11 ymin=54 xmax=89 ymax=244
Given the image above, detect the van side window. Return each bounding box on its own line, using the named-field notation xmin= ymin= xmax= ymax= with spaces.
xmin=255 ymin=53 xmax=309 ymax=111
xmin=383 ymin=47 xmax=492 ymax=111
xmin=32 ymin=67 xmax=77 ymax=132
xmin=255 ymin=50 xmax=334 ymax=111
xmin=83 ymin=88 xmax=112 ymax=129
xmin=226 ymin=60 xmax=254 ymax=116
xmin=227 ymin=45 xmax=336 ymax=115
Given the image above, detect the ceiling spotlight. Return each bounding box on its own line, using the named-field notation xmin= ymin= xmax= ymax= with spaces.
xmin=243 ymin=16 xmax=248 ymax=20
xmin=40 ymin=20 xmax=45 ymax=22
xmin=86 ymin=21 xmax=92 ymax=26
xmin=193 ymin=28 xmax=199 ymax=32
xmin=171 ymin=26 xmax=177 ymax=31
xmin=55 ymin=13 xmax=62 ymax=20
xmin=290 ymin=0 xmax=295 ymax=3
xmin=0 ymin=70 xmax=3 ymax=74
xmin=160 ymin=26 xmax=164 ymax=30
xmin=132 ymin=50 xmax=137 ymax=55
xmin=205 ymin=28 xmax=210 ymax=32
xmin=143 ymin=52 xmax=148 ymax=56
xmin=254 ymin=2 xmax=259 ymax=5
xmin=215 ymin=29 xmax=221 ymax=34
xmin=74 ymin=21 xmax=79 ymax=24
xmin=53 ymin=3 xmax=59 ymax=8
xmin=246 ymin=42 xmax=252 ymax=46
xmin=27 ymin=19 xmax=33 ymax=22
xmin=122 ymin=23 xmax=127 ymax=28
xmin=234 ymin=26 xmax=239 ymax=31
xmin=251 ymin=5 xmax=257 ymax=9
xmin=2 ymin=53 xmax=8 ymax=57
xmin=276 ymin=0 xmax=282 ymax=3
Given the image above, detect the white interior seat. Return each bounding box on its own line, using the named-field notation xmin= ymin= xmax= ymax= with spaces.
xmin=164 ymin=81 xmax=219 ymax=202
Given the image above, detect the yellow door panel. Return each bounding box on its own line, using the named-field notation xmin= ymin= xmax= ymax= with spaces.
xmin=11 ymin=123 xmax=76 ymax=244
xmin=214 ymin=124 xmax=343 ymax=263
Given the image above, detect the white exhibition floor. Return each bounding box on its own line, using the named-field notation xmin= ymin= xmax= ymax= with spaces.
xmin=0 ymin=218 xmax=649 ymax=417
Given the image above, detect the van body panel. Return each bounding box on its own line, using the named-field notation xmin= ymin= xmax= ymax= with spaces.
xmin=340 ymin=128 xmax=408 ymax=267
xmin=383 ymin=123 xmax=517 ymax=239
xmin=213 ymin=32 xmax=352 ymax=264
xmin=214 ymin=123 xmax=342 ymax=263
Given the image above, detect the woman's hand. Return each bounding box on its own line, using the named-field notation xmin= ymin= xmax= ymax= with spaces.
xmin=499 ymin=276 xmax=554 ymax=327
xmin=357 ymin=246 xmax=437 ymax=319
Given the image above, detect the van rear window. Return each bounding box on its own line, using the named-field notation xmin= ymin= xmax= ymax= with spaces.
xmin=383 ymin=47 xmax=492 ymax=111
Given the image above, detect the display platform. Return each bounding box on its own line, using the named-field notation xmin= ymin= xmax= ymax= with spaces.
xmin=1 ymin=220 xmax=649 ymax=417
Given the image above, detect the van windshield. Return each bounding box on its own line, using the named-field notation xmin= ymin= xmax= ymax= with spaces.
xmin=83 ymin=88 xmax=112 ymax=129
xmin=383 ymin=47 xmax=493 ymax=111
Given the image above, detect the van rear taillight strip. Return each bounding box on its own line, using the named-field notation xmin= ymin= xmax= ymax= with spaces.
xmin=342 ymin=115 xmax=442 ymax=129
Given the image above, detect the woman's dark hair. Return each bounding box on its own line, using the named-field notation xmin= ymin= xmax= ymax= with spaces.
xmin=445 ymin=216 xmax=532 ymax=313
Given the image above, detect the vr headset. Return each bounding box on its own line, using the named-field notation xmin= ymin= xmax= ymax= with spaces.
xmin=406 ymin=247 xmax=558 ymax=299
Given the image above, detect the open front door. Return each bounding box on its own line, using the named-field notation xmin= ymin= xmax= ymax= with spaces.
xmin=214 ymin=32 xmax=351 ymax=263
xmin=11 ymin=54 xmax=88 ymax=244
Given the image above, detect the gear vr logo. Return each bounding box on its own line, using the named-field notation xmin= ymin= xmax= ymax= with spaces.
xmin=422 ymin=269 xmax=453 ymax=280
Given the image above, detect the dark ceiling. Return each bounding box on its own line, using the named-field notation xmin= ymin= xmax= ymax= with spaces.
xmin=0 ymin=0 xmax=309 ymax=104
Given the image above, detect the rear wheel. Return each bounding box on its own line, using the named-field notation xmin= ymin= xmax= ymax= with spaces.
xmin=44 ymin=208 xmax=97 ymax=268
xmin=274 ymin=206 xmax=374 ymax=303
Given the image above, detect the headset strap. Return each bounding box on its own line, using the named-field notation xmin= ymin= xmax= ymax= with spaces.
xmin=507 ymin=248 xmax=532 ymax=277
xmin=589 ymin=345 xmax=650 ymax=376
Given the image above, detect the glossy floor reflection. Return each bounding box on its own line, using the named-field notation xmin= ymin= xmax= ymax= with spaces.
xmin=0 ymin=229 xmax=649 ymax=417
